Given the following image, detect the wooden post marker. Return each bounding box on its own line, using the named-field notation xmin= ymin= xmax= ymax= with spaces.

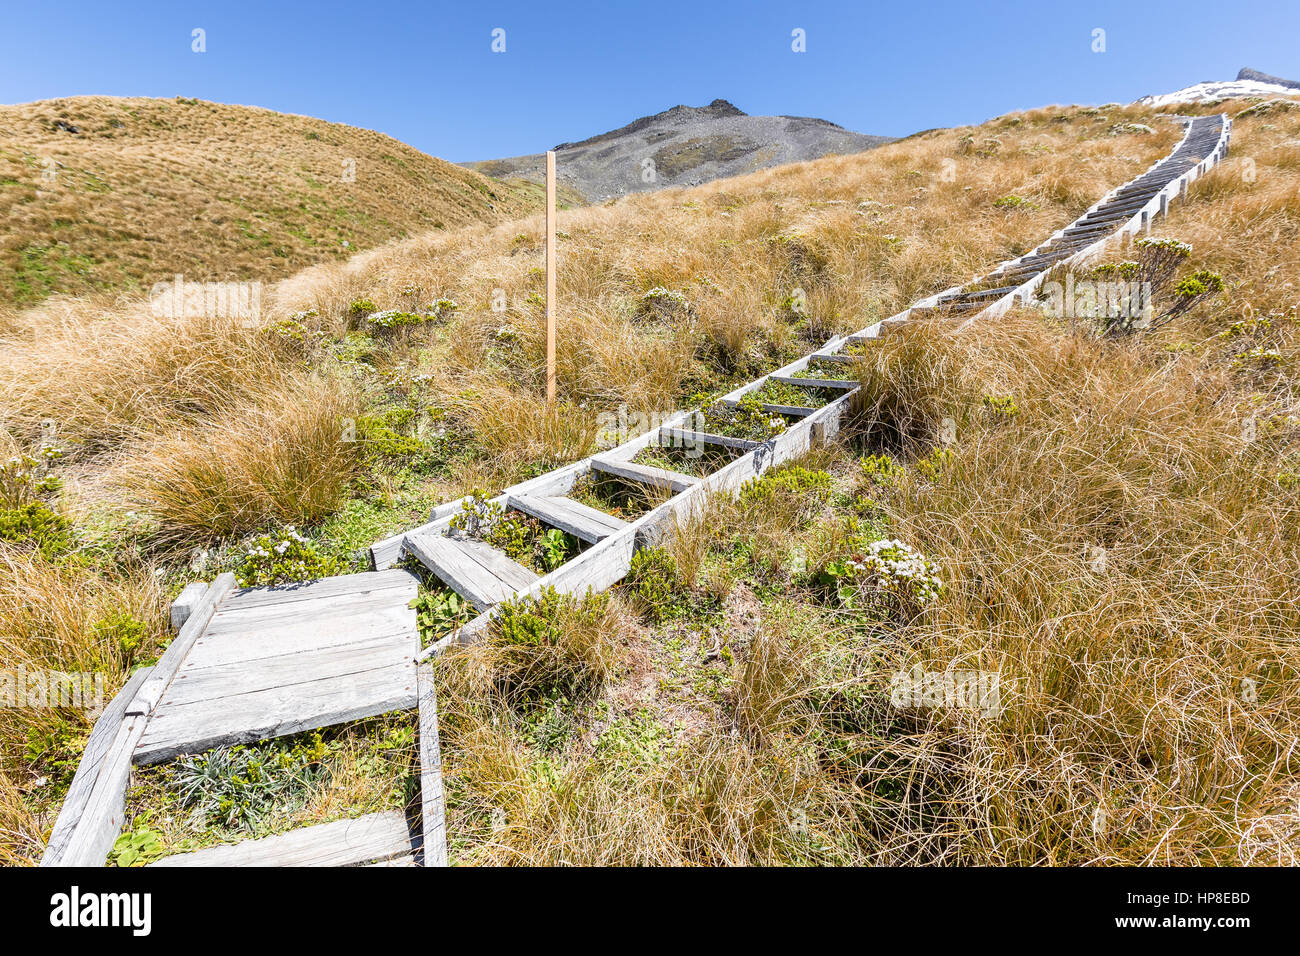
xmin=545 ymin=150 xmax=557 ymax=405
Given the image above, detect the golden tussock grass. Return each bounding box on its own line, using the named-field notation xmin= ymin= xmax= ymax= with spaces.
xmin=114 ymin=372 xmax=362 ymax=543
xmin=4 ymin=97 xmax=1297 ymax=865
xmin=0 ymin=553 xmax=167 ymax=865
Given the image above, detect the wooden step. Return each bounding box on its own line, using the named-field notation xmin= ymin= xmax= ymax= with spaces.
xmin=715 ymin=398 xmax=816 ymax=418
xmin=149 ymin=811 xmax=420 ymax=867
xmin=507 ymin=493 xmax=629 ymax=544
xmin=659 ymin=426 xmax=762 ymax=452
xmin=591 ymin=455 xmax=699 ymax=494
xmin=771 ymin=374 xmax=857 ymax=390
xmin=403 ymin=532 xmax=539 ymax=612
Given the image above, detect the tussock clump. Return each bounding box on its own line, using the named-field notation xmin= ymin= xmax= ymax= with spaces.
xmin=846 ymin=314 xmax=1300 ymax=863
xmin=118 ymin=373 xmax=361 ymax=543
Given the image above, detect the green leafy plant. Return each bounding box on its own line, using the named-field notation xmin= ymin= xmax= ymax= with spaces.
xmin=816 ymin=537 xmax=944 ymax=621
xmin=626 ymin=546 xmax=679 ymax=622
xmin=409 ymin=587 xmax=470 ymax=644
xmin=537 ymin=528 xmax=572 ymax=572
xmin=172 ymin=737 xmax=328 ymax=833
xmin=109 ymin=828 xmax=164 ymax=867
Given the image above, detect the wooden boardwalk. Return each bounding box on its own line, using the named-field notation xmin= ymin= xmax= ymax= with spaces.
xmin=42 ymin=569 xmax=447 ymax=868
xmin=136 ymin=570 xmax=420 ymax=765
xmin=40 ymin=114 xmax=1230 ymax=869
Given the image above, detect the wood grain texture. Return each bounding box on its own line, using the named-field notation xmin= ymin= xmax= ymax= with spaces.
xmin=127 ymin=573 xmax=236 ymax=718
xmin=149 ymin=811 xmax=419 ymax=867
xmin=133 ymin=571 xmax=420 ymax=765
xmin=40 ymin=666 xmax=154 ymax=866
xmin=404 ymin=531 xmax=538 ymax=611
xmin=508 ymin=493 xmax=628 ymax=543
xmin=591 ymin=455 xmax=699 ymax=493
xmin=417 ymin=661 xmax=448 ymax=867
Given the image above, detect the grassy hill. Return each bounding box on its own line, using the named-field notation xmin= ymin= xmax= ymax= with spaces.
xmin=0 ymin=96 xmax=540 ymax=309
xmin=4 ymin=95 xmax=1299 ymax=865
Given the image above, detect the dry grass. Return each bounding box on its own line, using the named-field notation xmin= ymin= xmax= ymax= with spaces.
xmin=0 ymin=95 xmax=542 ymax=311
xmin=4 ymin=96 xmax=1297 ymax=866
xmin=115 ymin=372 xmax=362 ymax=543
xmin=0 ymin=553 xmax=167 ymax=865
xmin=264 ymin=102 xmax=1179 ymax=454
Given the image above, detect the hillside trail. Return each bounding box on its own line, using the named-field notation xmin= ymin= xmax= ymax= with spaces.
xmin=40 ymin=114 xmax=1230 ymax=868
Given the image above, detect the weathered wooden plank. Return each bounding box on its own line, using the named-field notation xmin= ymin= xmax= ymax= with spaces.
xmin=770 ymin=375 xmax=857 ymax=390
xmin=715 ymin=399 xmax=817 ymax=418
xmin=404 ymin=532 xmax=537 ymax=612
xmin=185 ymin=610 xmax=413 ymax=672
xmin=591 ymin=456 xmax=699 ymax=494
xmin=220 ymin=569 xmax=418 ymax=613
xmin=163 ymin=637 xmax=415 ymax=707
xmin=417 ymin=661 xmax=448 ymax=868
xmin=456 ymin=536 xmax=539 ymax=590
xmin=658 ymin=427 xmax=761 ymax=452
xmin=508 ymin=493 xmax=628 ymax=544
xmin=40 ymin=666 xmax=154 ymax=866
xmin=207 ymin=581 xmax=416 ymax=629
xmin=169 ymin=582 xmax=209 ymax=632
xmin=127 ymin=573 xmax=236 ymax=718
xmin=149 ymin=811 xmax=418 ymax=867
xmin=51 ymin=715 xmax=149 ymax=866
xmin=135 ymin=662 xmax=417 ymax=765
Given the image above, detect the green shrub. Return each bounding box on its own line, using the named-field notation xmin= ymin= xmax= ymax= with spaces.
xmin=92 ymin=610 xmax=149 ymax=660
xmin=701 ymin=393 xmax=786 ymax=441
xmin=347 ymin=298 xmax=376 ymax=318
xmin=0 ymin=500 xmax=70 ymax=555
xmin=739 ymin=466 xmax=832 ymax=511
xmin=983 ymin=394 xmax=1019 ymax=419
xmin=490 ymin=587 xmax=619 ymax=704
xmin=626 ymin=547 xmax=679 ymax=622
xmin=859 ymin=453 xmax=903 ymax=486
xmin=235 ymin=527 xmax=344 ymax=587
xmin=993 ymin=195 xmax=1039 ymax=211
xmin=915 ymin=447 xmax=953 ymax=481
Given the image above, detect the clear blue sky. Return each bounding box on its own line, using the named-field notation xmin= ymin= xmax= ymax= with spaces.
xmin=1 ymin=0 xmax=1295 ymax=162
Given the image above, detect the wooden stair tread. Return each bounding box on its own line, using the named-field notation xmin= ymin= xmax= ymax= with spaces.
xmin=508 ymin=493 xmax=629 ymax=544
xmin=149 ymin=811 xmax=419 ymax=867
xmin=770 ymin=374 xmax=858 ymax=390
xmin=591 ymin=455 xmax=699 ymax=494
xmin=658 ymin=426 xmax=761 ymax=452
xmin=404 ymin=531 xmax=539 ymax=612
